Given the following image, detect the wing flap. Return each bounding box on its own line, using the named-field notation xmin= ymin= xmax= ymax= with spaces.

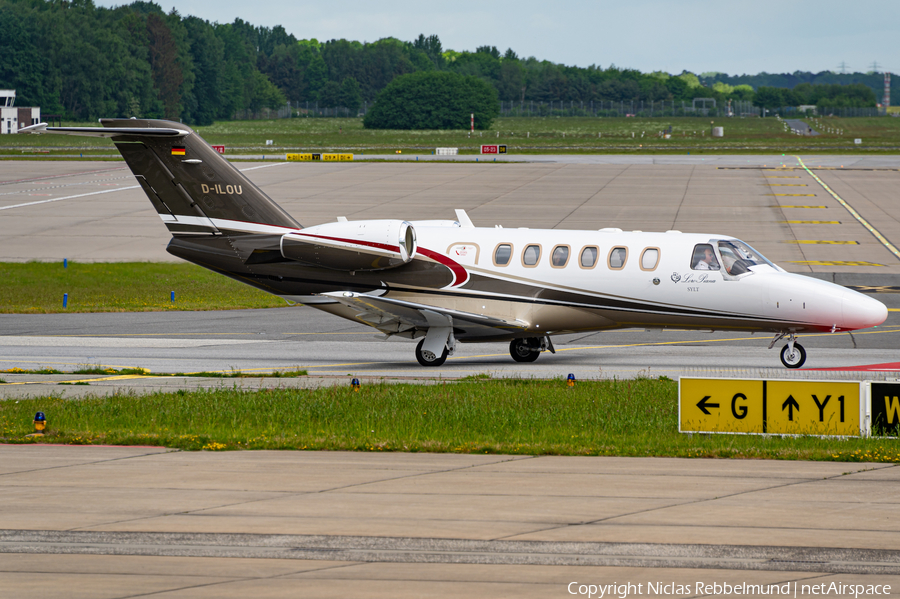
xmin=321 ymin=292 xmax=528 ymax=337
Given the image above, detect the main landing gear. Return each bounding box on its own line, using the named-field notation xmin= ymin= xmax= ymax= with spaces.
xmin=509 ymin=337 xmax=555 ymax=363
xmin=415 ymin=333 xmax=556 ymax=367
xmin=770 ymin=331 xmax=806 ymax=369
xmin=415 ymin=339 xmax=449 ymax=366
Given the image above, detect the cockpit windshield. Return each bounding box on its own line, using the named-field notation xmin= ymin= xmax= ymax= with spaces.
xmin=717 ymin=240 xmax=775 ymax=276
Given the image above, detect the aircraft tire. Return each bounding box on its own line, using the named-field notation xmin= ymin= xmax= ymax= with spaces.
xmin=415 ymin=339 xmax=449 ymax=367
xmin=780 ymin=342 xmax=806 ymax=369
xmin=509 ymin=338 xmax=541 ymax=363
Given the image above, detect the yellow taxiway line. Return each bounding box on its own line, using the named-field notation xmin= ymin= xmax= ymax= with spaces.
xmin=796 ymin=156 xmax=900 ymax=262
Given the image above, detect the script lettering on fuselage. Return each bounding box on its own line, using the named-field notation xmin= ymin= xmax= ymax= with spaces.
xmin=201 ymin=183 xmax=243 ymax=195
xmin=671 ymin=272 xmax=717 ymax=285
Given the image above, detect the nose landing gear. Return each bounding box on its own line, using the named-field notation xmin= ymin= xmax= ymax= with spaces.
xmin=770 ymin=331 xmax=806 ymax=369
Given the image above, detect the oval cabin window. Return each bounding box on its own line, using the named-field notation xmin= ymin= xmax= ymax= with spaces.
xmin=608 ymin=246 xmax=628 ymax=270
xmin=551 ymin=245 xmax=569 ymax=268
xmin=494 ymin=244 xmax=512 ymax=266
xmin=580 ymin=246 xmax=598 ymax=268
xmin=523 ymin=244 xmax=541 ymax=266
xmin=641 ymin=248 xmax=659 ymax=271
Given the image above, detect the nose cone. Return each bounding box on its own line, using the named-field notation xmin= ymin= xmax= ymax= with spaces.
xmin=842 ymin=290 xmax=888 ymax=330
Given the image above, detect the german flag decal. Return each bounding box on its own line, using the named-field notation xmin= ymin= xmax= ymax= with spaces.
xmin=171 ymin=146 xmax=186 ymax=156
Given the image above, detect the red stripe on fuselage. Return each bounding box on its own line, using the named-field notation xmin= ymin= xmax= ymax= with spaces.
xmin=415 ymin=247 xmax=469 ymax=287
xmin=292 ymin=232 xmax=468 ymax=287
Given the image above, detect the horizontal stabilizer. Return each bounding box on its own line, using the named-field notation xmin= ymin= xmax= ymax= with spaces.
xmin=19 ymin=123 xmax=189 ymax=137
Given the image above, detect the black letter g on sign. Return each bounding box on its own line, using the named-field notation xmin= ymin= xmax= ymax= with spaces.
xmin=732 ymin=393 xmax=748 ymax=419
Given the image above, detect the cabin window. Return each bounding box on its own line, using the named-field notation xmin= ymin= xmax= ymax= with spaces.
xmin=522 ymin=244 xmax=541 ymax=267
xmin=551 ymin=245 xmax=570 ymax=268
xmin=691 ymin=244 xmax=719 ymax=271
xmin=493 ymin=243 xmax=512 ymax=266
xmin=607 ymin=246 xmax=628 ymax=270
xmin=580 ymin=246 xmax=599 ymax=269
xmin=640 ymin=247 xmax=660 ymax=271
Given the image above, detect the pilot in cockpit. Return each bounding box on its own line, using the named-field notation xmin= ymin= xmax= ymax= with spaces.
xmin=692 ymin=245 xmax=719 ymax=270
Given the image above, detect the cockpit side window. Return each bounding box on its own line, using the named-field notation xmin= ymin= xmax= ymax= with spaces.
xmin=691 ymin=244 xmax=720 ymax=271
xmin=717 ymin=240 xmax=773 ymax=276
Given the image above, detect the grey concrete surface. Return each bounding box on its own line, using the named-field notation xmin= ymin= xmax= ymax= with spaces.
xmin=4 ymin=159 xmax=900 ymax=596
xmin=3 ymin=158 xmax=900 ymax=274
xmin=1 ymin=303 xmax=900 ymax=392
xmin=1 ymin=447 xmax=898 ymax=597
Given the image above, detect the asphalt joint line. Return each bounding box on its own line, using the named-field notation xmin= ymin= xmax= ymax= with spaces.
xmin=0 ymin=448 xmax=180 ymax=479
xmin=100 ymin=454 xmax=542 ymax=526
xmin=493 ymin=470 xmax=873 ymax=542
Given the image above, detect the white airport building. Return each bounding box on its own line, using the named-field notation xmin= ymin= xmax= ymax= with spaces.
xmin=1 ymin=90 xmax=41 ymax=134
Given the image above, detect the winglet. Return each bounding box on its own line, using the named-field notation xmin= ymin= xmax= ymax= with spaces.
xmin=454 ymin=209 xmax=475 ymax=228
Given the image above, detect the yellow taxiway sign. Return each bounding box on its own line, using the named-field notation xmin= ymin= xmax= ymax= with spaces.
xmin=680 ymin=378 xmax=863 ymax=437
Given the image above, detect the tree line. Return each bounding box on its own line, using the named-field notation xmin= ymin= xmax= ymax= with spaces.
xmin=0 ymin=0 xmax=881 ymax=125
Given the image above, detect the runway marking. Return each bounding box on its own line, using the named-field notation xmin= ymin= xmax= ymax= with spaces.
xmin=0 ymin=359 xmax=149 ymax=369
xmin=238 ymin=163 xmax=290 ymax=172
xmin=12 ymin=332 xmax=370 ymax=338
xmin=767 ymin=184 xmax=808 ymax=186
xmin=796 ymin=156 xmax=900 ymax=262
xmin=0 ymin=164 xmax=283 ymax=211
xmin=781 ymin=240 xmax=858 ymax=245
xmin=0 ymin=185 xmax=141 ymax=211
xmin=788 ymin=260 xmax=886 ymax=266
xmin=0 ymin=166 xmax=127 ymax=186
xmin=4 ymin=329 xmax=900 ymax=375
xmin=767 ymin=193 xmax=817 ymax=196
xmin=0 ymin=175 xmax=135 ymax=197
xmin=781 ymin=220 xmax=840 ymax=224
xmin=766 ymin=176 xmax=802 ymax=179
xmin=848 ymin=285 xmax=900 ymax=293
xmin=307 ymin=328 xmax=900 ymax=368
xmin=774 ymin=205 xmax=826 ymax=209
xmin=2 ymin=374 xmax=151 ymax=386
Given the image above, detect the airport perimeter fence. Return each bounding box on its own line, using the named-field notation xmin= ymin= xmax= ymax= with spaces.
xmin=233 ymin=100 xmax=884 ymax=120
xmin=232 ymin=104 xmax=293 ymax=120
xmin=777 ymin=106 xmax=883 ymax=117
xmin=498 ymin=100 xmax=761 ymax=118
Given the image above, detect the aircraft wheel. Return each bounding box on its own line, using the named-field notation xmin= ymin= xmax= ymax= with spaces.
xmin=780 ymin=343 xmax=806 ymax=369
xmin=416 ymin=339 xmax=449 ymax=367
xmin=510 ymin=338 xmax=541 ymax=363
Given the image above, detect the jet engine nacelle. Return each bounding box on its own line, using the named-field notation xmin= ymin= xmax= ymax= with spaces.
xmin=280 ymin=219 xmax=417 ymax=271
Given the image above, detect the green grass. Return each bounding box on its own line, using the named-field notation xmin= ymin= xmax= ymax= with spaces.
xmin=4 ymin=116 xmax=900 ymax=155
xmin=0 ymin=262 xmax=286 ymax=313
xmin=1 ymin=379 xmax=897 ymax=461
xmin=157 ymin=368 xmax=309 ymax=378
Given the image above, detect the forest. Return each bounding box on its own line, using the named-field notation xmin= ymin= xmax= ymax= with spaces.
xmin=0 ymin=0 xmax=884 ymax=125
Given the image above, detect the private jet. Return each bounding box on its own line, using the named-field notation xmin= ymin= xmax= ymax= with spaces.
xmin=21 ymin=119 xmax=888 ymax=368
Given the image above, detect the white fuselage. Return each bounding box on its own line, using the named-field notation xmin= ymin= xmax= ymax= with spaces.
xmin=398 ymin=224 xmax=887 ymax=336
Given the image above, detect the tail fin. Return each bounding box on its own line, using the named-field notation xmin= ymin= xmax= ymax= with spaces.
xmin=25 ymin=118 xmax=301 ymax=237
